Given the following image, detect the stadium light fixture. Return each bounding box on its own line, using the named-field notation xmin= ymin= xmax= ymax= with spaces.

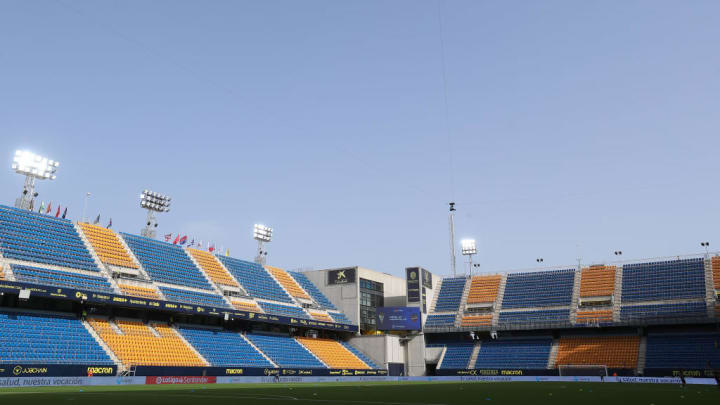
xmin=461 ymin=238 xmax=477 ymax=275
xmin=253 ymin=224 xmax=273 ymax=264
xmin=614 ymin=251 xmax=623 ymax=256
xmin=701 ymin=242 xmax=710 ymax=256
xmin=536 ymin=258 xmax=544 ymax=263
xmin=11 ymin=150 xmax=59 ymax=210
xmin=139 ymin=189 xmax=171 ymax=239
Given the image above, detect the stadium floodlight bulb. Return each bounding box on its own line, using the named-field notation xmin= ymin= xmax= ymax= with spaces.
xmin=461 ymin=239 xmax=477 ymax=256
xmin=253 ymin=224 xmax=273 ymax=242
xmin=11 ymin=150 xmax=59 ymax=180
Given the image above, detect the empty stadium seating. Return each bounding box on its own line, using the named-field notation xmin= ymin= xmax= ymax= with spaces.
xmin=118 ymin=284 xmax=161 ymax=300
xmin=438 ymin=343 xmax=474 ymax=369
xmin=621 ymin=258 xmax=706 ymax=302
xmin=245 ymin=333 xmax=326 ymax=368
xmin=309 ymin=311 xmax=334 ymax=322
xmin=290 ymin=271 xmax=337 ymax=310
xmin=460 ymin=314 xmax=493 ymax=327
xmin=89 ymin=318 xmax=206 ymax=367
xmin=0 ymin=311 xmax=113 ymax=364
xmin=620 ymin=302 xmax=708 ymax=321
xmin=218 ymin=256 xmax=293 ymax=303
xmin=501 ymin=269 xmax=574 ymax=309
xmin=424 ymin=314 xmax=457 ymax=328
xmin=186 ymin=248 xmax=239 ymax=287
xmin=11 ymin=264 xmax=114 ymax=293
xmin=121 ymin=233 xmax=212 ymax=290
xmin=258 ymin=301 xmax=310 ymax=319
xmin=158 ymin=286 xmax=229 ymax=308
xmin=177 ymin=327 xmax=274 ymax=367
xmin=645 ymin=333 xmax=720 ymax=370
xmin=575 ymin=310 xmax=614 ymax=324
xmin=339 ymin=341 xmax=379 ymax=369
xmin=0 ymin=205 xmax=99 ymax=272
xmin=474 ymin=338 xmax=552 ymax=369
xmin=433 ymin=277 xmax=467 ymax=312
xmin=266 ymin=266 xmax=311 ymax=300
xmin=466 ymin=275 xmax=501 ymax=304
xmin=498 ymin=309 xmax=570 ymax=325
xmin=580 ymin=265 xmax=616 ymax=297
xmin=78 ymin=222 xmax=138 ymax=269
xmin=231 ymin=299 xmax=262 ymax=312
xmin=555 ymin=335 xmax=639 ymax=368
xmin=296 ymin=337 xmax=369 ymax=369
xmin=329 ymin=311 xmax=353 ymax=325
xmin=713 ymin=256 xmax=720 ymax=290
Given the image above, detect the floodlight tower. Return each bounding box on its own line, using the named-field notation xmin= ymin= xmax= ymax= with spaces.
xmin=448 ymin=202 xmax=457 ymax=276
xmin=11 ymin=150 xmax=59 ymax=210
xmin=461 ymin=239 xmax=477 ymax=275
xmin=253 ymin=224 xmax=273 ymax=265
xmin=139 ymin=190 xmax=171 ymax=239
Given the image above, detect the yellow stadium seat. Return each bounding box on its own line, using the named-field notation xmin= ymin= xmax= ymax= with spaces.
xmin=556 ymin=335 xmax=639 ymax=368
xmin=296 ymin=337 xmax=369 ymax=369
xmin=579 ymin=265 xmax=616 ymax=298
xmin=118 ymin=284 xmax=161 ymax=300
xmin=186 ymin=248 xmax=239 ymax=287
xmin=266 ymin=266 xmax=310 ymax=300
xmin=460 ymin=314 xmax=493 ymax=327
xmin=712 ymin=257 xmax=720 ymax=290
xmin=576 ymin=310 xmax=613 ymax=323
xmin=231 ymin=299 xmax=261 ymax=312
xmin=309 ymin=311 xmax=334 ymax=322
xmin=466 ymin=275 xmax=501 ymax=304
xmin=78 ymin=223 xmax=139 ymax=269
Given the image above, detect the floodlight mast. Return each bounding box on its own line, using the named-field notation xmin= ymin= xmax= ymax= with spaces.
xmin=253 ymin=224 xmax=272 ymax=265
xmin=461 ymin=239 xmax=477 ymax=275
xmin=139 ymin=189 xmax=171 ymax=239
xmin=11 ymin=150 xmax=59 ymax=210
xmin=449 ymin=202 xmax=457 ymax=277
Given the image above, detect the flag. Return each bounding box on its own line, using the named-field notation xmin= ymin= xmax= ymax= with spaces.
xmin=38 ymin=201 xmax=45 ymax=213
xmin=225 ymin=248 xmax=230 ymax=257
xmin=106 ymin=218 xmax=112 ymax=229
xmin=188 ymin=239 xmax=195 ymax=248
xmin=93 ymin=214 xmax=100 ymax=224
xmin=62 ymin=207 xmax=67 ymax=219
xmin=46 ymin=202 xmax=52 ymax=214
xmin=55 ymin=205 xmax=61 ymax=218
xmin=29 ymin=199 xmax=34 ymax=211
xmin=179 ymin=235 xmax=187 ymax=245
xmin=173 ymin=234 xmax=180 ymax=244
xmin=208 ymin=244 xmax=215 ymax=253
xmin=164 ymin=234 xmax=172 ymax=242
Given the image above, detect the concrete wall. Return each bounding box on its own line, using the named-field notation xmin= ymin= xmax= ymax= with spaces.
xmin=406 ymin=334 xmax=427 ymax=376
xmin=348 ymin=334 xmax=403 ymax=369
xmin=304 ymin=268 xmax=360 ymax=326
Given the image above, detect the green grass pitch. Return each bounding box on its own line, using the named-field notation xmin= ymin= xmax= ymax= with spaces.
xmin=1 ymin=381 xmax=719 ymax=405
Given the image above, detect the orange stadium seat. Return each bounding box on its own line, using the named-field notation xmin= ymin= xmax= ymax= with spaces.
xmin=579 ymin=265 xmax=616 ymax=298
xmin=712 ymin=257 xmax=720 ymax=290
xmin=296 ymin=337 xmax=369 ymax=369
xmin=460 ymin=314 xmax=493 ymax=327
xmin=231 ymin=299 xmax=261 ymax=312
xmin=186 ymin=248 xmax=239 ymax=287
xmin=88 ymin=318 xmax=206 ymax=368
xmin=556 ymin=335 xmax=639 ymax=368
xmin=266 ymin=266 xmax=310 ymax=300
xmin=78 ymin=222 xmax=139 ymax=269
xmin=118 ymin=284 xmax=161 ymax=300
xmin=309 ymin=311 xmax=334 ymax=322
xmin=576 ymin=310 xmax=613 ymax=323
xmin=466 ymin=275 xmax=502 ymax=304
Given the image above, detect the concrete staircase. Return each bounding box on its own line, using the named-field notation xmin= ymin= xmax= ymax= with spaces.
xmin=547 ymin=339 xmax=559 ymax=369
xmin=82 ymin=319 xmax=124 ymax=372
xmin=637 ymin=335 xmax=647 ymax=375
xmin=436 ymin=346 xmax=448 ymax=369
xmin=569 ymin=268 xmax=582 ymax=324
xmin=241 ymin=334 xmax=278 ymax=367
xmin=429 ymin=279 xmax=443 ymax=313
xmin=704 ymin=257 xmax=716 ymax=318
xmin=492 ymin=275 xmax=507 ymax=327
xmin=456 ymin=276 xmax=472 ymax=327
xmin=612 ymin=265 xmax=624 ymax=322
xmin=468 ymin=343 xmax=481 ymax=369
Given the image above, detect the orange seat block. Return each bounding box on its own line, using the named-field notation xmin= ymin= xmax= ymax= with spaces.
xmin=266 ymin=266 xmax=310 ymax=299
xmin=296 ymin=337 xmax=369 ymax=369
xmin=118 ymin=284 xmax=160 ymax=300
xmin=556 ymin=335 xmax=639 ymax=368
xmin=460 ymin=314 xmax=492 ymax=327
xmin=712 ymin=257 xmax=720 ymax=290
xmin=466 ymin=275 xmax=502 ymax=304
xmin=309 ymin=311 xmax=334 ymax=322
xmin=186 ymin=248 xmax=239 ymax=287
xmin=579 ymin=265 xmax=616 ymax=298
xmin=78 ymin=222 xmax=139 ymax=269
xmin=576 ymin=310 xmax=613 ymax=323
xmin=231 ymin=300 xmax=261 ymax=312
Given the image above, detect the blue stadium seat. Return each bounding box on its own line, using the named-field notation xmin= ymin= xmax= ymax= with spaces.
xmin=498 ymin=309 xmax=570 ymax=325
xmin=645 ymin=333 xmax=720 ymax=370
xmin=328 ymin=311 xmax=353 ymax=325
xmin=339 ymin=341 xmax=379 ymax=369
xmin=121 ymin=233 xmax=212 ymax=290
xmin=424 ymin=314 xmax=457 ymax=328
xmin=621 ymin=259 xmax=706 ymax=302
xmin=177 ymin=327 xmax=274 ymax=367
xmin=0 ymin=311 xmax=113 ymax=365
xmin=245 ymin=333 xmax=326 ymax=368
xmin=257 ymin=301 xmax=310 ymax=319
xmin=289 ymin=272 xmax=337 ymax=310
xmin=438 ymin=343 xmax=474 ymax=369
xmin=433 ymin=277 xmax=467 ymax=312
xmin=158 ymin=286 xmax=229 ymax=308
xmin=11 ymin=264 xmax=114 ymax=294
xmin=217 ymin=256 xmax=293 ymax=303
xmin=474 ymin=338 xmax=552 ymax=369
xmin=501 ymin=269 xmax=575 ymax=309
xmin=620 ymin=302 xmax=708 ymax=321
xmin=0 ymin=205 xmax=99 ymax=272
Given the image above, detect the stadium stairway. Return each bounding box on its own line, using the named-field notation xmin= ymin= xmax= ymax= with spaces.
xmin=612 ymin=265 xmax=623 ymax=322
xmin=457 ymin=277 xmax=472 ymax=327
xmin=637 ymin=335 xmax=647 ymax=374
xmin=547 ymin=339 xmax=559 ymax=369
xmin=82 ymin=319 xmax=123 ymax=370
xmin=492 ymin=275 xmax=507 ymax=326
xmin=468 ymin=343 xmax=481 ymax=368
xmin=569 ymin=267 xmax=582 ymax=324
xmin=74 ymin=223 xmax=122 ymax=294
xmin=240 ymin=334 xmax=278 ymax=367
xmin=704 ymin=258 xmax=716 ymax=318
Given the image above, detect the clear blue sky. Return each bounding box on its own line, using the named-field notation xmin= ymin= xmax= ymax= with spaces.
xmin=1 ymin=1 xmax=719 ymax=277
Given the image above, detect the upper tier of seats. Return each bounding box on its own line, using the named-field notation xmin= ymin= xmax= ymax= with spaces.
xmin=460 ymin=314 xmax=493 ymax=327
xmin=177 ymin=327 xmax=273 ymax=367
xmin=218 ymin=256 xmax=293 ymax=303
xmin=0 ymin=205 xmax=99 ymax=272
xmin=0 ymin=311 xmax=114 ymax=365
xmin=89 ymin=318 xmax=206 ymax=367
xmin=339 ymin=341 xmax=379 ymax=369
xmin=474 ymin=338 xmax=552 ymax=369
xmin=466 ymin=275 xmax=501 ymax=304
xmin=620 ymin=302 xmax=708 ymax=321
xmin=258 ymin=301 xmax=310 ymax=319
xmin=501 ymin=269 xmax=575 ymax=309
xmin=425 ymin=314 xmax=457 ymax=328
xmin=328 ymin=311 xmax=353 ymax=325
xmin=556 ymin=335 xmax=639 ymax=368
xmin=296 ymin=337 xmax=369 ymax=369
xmin=309 ymin=310 xmax=334 ymax=322
xmin=579 ymin=265 xmax=616 ymax=298
xmin=498 ymin=309 xmax=570 ymax=325
xmin=245 ymin=333 xmax=326 ymax=368
xmin=433 ymin=277 xmax=467 ymax=312
xmin=186 ymin=248 xmax=239 ymax=287
xmin=231 ymin=299 xmax=261 ymax=312
xmin=266 ymin=266 xmax=310 ymax=300
xmin=158 ymin=286 xmax=229 ymax=308
xmin=712 ymin=257 xmax=720 ymax=290
xmin=438 ymin=343 xmax=474 ymax=369
xmin=645 ymin=333 xmax=720 ymax=370
xmin=290 ymin=271 xmax=337 ymax=310
xmin=11 ymin=264 xmax=114 ymax=294
xmin=621 ymin=258 xmax=705 ymax=302
xmin=78 ymin=222 xmax=138 ymax=269
xmin=576 ymin=309 xmax=614 ymax=324
xmin=118 ymin=283 xmax=160 ymax=300
xmin=121 ymin=233 xmax=212 ymax=290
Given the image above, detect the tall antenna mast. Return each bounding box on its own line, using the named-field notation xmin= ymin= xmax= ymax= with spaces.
xmin=449 ymin=202 xmax=457 ymax=276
